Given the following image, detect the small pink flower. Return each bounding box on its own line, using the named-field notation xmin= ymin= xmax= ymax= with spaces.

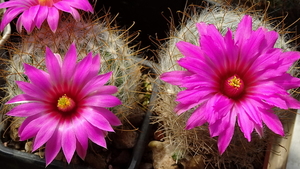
xmin=161 ymin=15 xmax=300 ymax=154
xmin=6 ymin=43 xmax=121 ymax=165
xmin=0 ymin=0 xmax=93 ymax=33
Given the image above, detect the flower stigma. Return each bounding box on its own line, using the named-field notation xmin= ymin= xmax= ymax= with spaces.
xmin=57 ymin=94 xmax=75 ymax=112
xmin=224 ymin=75 xmax=244 ymax=98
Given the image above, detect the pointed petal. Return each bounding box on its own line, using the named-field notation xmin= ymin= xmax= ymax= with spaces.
xmin=62 ymin=43 xmax=77 ymax=80
xmin=72 ymin=52 xmax=93 ymax=86
xmin=70 ymin=7 xmax=80 ymax=21
xmin=16 ymin=81 xmax=47 ymax=100
xmin=79 ymin=72 xmax=113 ymax=98
xmin=234 ymin=15 xmax=252 ymax=45
xmin=45 ymin=129 xmax=62 ymax=166
xmin=86 ymin=54 xmax=101 ymax=80
xmin=160 ymin=71 xmax=192 ymax=86
xmin=6 ymin=94 xmax=39 ymax=104
xmin=21 ymin=9 xmax=35 ymax=33
xmin=36 ymin=6 xmax=48 ymax=28
xmin=176 ymin=41 xmax=202 ymax=58
xmin=217 ymin=110 xmax=237 ymax=154
xmin=33 ymin=113 xmax=60 ymax=151
xmin=0 ymin=7 xmax=24 ymax=31
xmin=89 ymin=86 xmax=118 ymax=96
xmin=45 ymin=47 xmax=62 ymax=83
xmin=80 ymin=107 xmax=114 ymax=132
xmin=186 ymin=106 xmax=207 ymax=130
xmin=86 ymin=123 xmax=107 ymax=148
xmin=82 ymin=95 xmax=121 ymax=108
xmin=6 ymin=102 xmax=47 ymax=117
xmin=72 ymin=116 xmax=88 ymax=159
xmin=61 ymin=122 xmax=76 ymax=163
xmin=261 ymin=109 xmax=284 ymax=136
xmin=237 ymin=110 xmax=254 ymax=142
xmin=92 ymin=107 xmax=121 ymax=126
xmin=47 ymin=7 xmax=59 ymax=32
xmin=24 ymin=64 xmax=51 ymax=91
xmin=64 ymin=0 xmax=94 ymax=12
xmin=76 ymin=140 xmax=86 ymax=160
xmin=18 ymin=114 xmax=42 ymax=140
xmin=53 ymin=1 xmax=72 ymax=13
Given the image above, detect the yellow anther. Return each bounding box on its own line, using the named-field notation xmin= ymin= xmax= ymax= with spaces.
xmin=57 ymin=94 xmax=74 ymax=112
xmin=228 ymin=76 xmax=241 ymax=89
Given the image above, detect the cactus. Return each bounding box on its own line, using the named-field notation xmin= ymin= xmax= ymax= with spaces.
xmin=0 ymin=12 xmax=146 ymax=166
xmin=150 ymin=5 xmax=298 ymax=168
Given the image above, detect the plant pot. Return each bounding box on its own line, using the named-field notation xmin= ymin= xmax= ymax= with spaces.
xmin=264 ymin=109 xmax=300 ymax=169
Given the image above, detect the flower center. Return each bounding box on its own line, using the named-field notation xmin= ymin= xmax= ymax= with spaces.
xmin=38 ymin=0 xmax=59 ymax=6
xmin=57 ymin=94 xmax=75 ymax=112
xmin=223 ymin=75 xmax=244 ymax=98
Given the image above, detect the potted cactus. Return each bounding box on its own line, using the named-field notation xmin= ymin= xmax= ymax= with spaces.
xmin=0 ymin=0 xmax=152 ymax=168
xmin=149 ymin=4 xmax=300 ymax=169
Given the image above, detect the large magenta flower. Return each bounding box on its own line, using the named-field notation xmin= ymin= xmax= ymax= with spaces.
xmin=0 ymin=0 xmax=93 ymax=33
xmin=160 ymin=15 xmax=300 ymax=154
xmin=6 ymin=43 xmax=121 ymax=165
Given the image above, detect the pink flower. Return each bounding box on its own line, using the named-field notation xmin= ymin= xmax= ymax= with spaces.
xmin=160 ymin=15 xmax=300 ymax=154
xmin=6 ymin=43 xmax=121 ymax=165
xmin=0 ymin=0 xmax=93 ymax=33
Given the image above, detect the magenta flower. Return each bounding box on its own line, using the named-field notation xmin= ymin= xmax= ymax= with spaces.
xmin=0 ymin=0 xmax=93 ymax=33
xmin=6 ymin=43 xmax=122 ymax=165
xmin=160 ymin=15 xmax=300 ymax=154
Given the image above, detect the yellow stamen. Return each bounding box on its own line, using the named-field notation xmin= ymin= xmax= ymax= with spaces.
xmin=228 ymin=76 xmax=241 ymax=89
xmin=57 ymin=94 xmax=74 ymax=112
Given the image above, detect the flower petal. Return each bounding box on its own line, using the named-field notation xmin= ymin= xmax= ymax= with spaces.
xmin=18 ymin=114 xmax=41 ymax=140
xmin=33 ymin=113 xmax=61 ymax=151
xmin=92 ymin=107 xmax=121 ymax=126
xmin=24 ymin=64 xmax=51 ymax=91
xmin=35 ymin=6 xmax=48 ymax=28
xmin=72 ymin=116 xmax=88 ymax=159
xmin=79 ymin=72 xmax=113 ymax=98
xmin=21 ymin=9 xmax=35 ymax=33
xmin=47 ymin=7 xmax=59 ymax=32
xmin=45 ymin=46 xmax=62 ymax=83
xmin=217 ymin=109 xmax=237 ymax=154
xmin=61 ymin=43 xmax=77 ymax=80
xmin=82 ymin=95 xmax=121 ymax=108
xmin=186 ymin=106 xmax=207 ymax=130
xmin=64 ymin=0 xmax=94 ymax=12
xmin=261 ymin=109 xmax=284 ymax=136
xmin=0 ymin=7 xmax=24 ymax=31
xmin=80 ymin=107 xmax=115 ymax=132
xmin=160 ymin=71 xmax=192 ymax=86
xmin=61 ymin=121 xmax=76 ymax=164
xmin=6 ymin=94 xmax=39 ymax=104
xmin=6 ymin=102 xmax=48 ymax=117
xmin=45 ymin=129 xmax=62 ymax=166
xmin=86 ymin=123 xmax=107 ymax=148
xmin=16 ymin=81 xmax=47 ymax=100
xmin=237 ymin=110 xmax=254 ymax=141
xmin=72 ymin=52 xmax=93 ymax=87
xmin=234 ymin=15 xmax=252 ymax=45
xmin=76 ymin=140 xmax=86 ymax=160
